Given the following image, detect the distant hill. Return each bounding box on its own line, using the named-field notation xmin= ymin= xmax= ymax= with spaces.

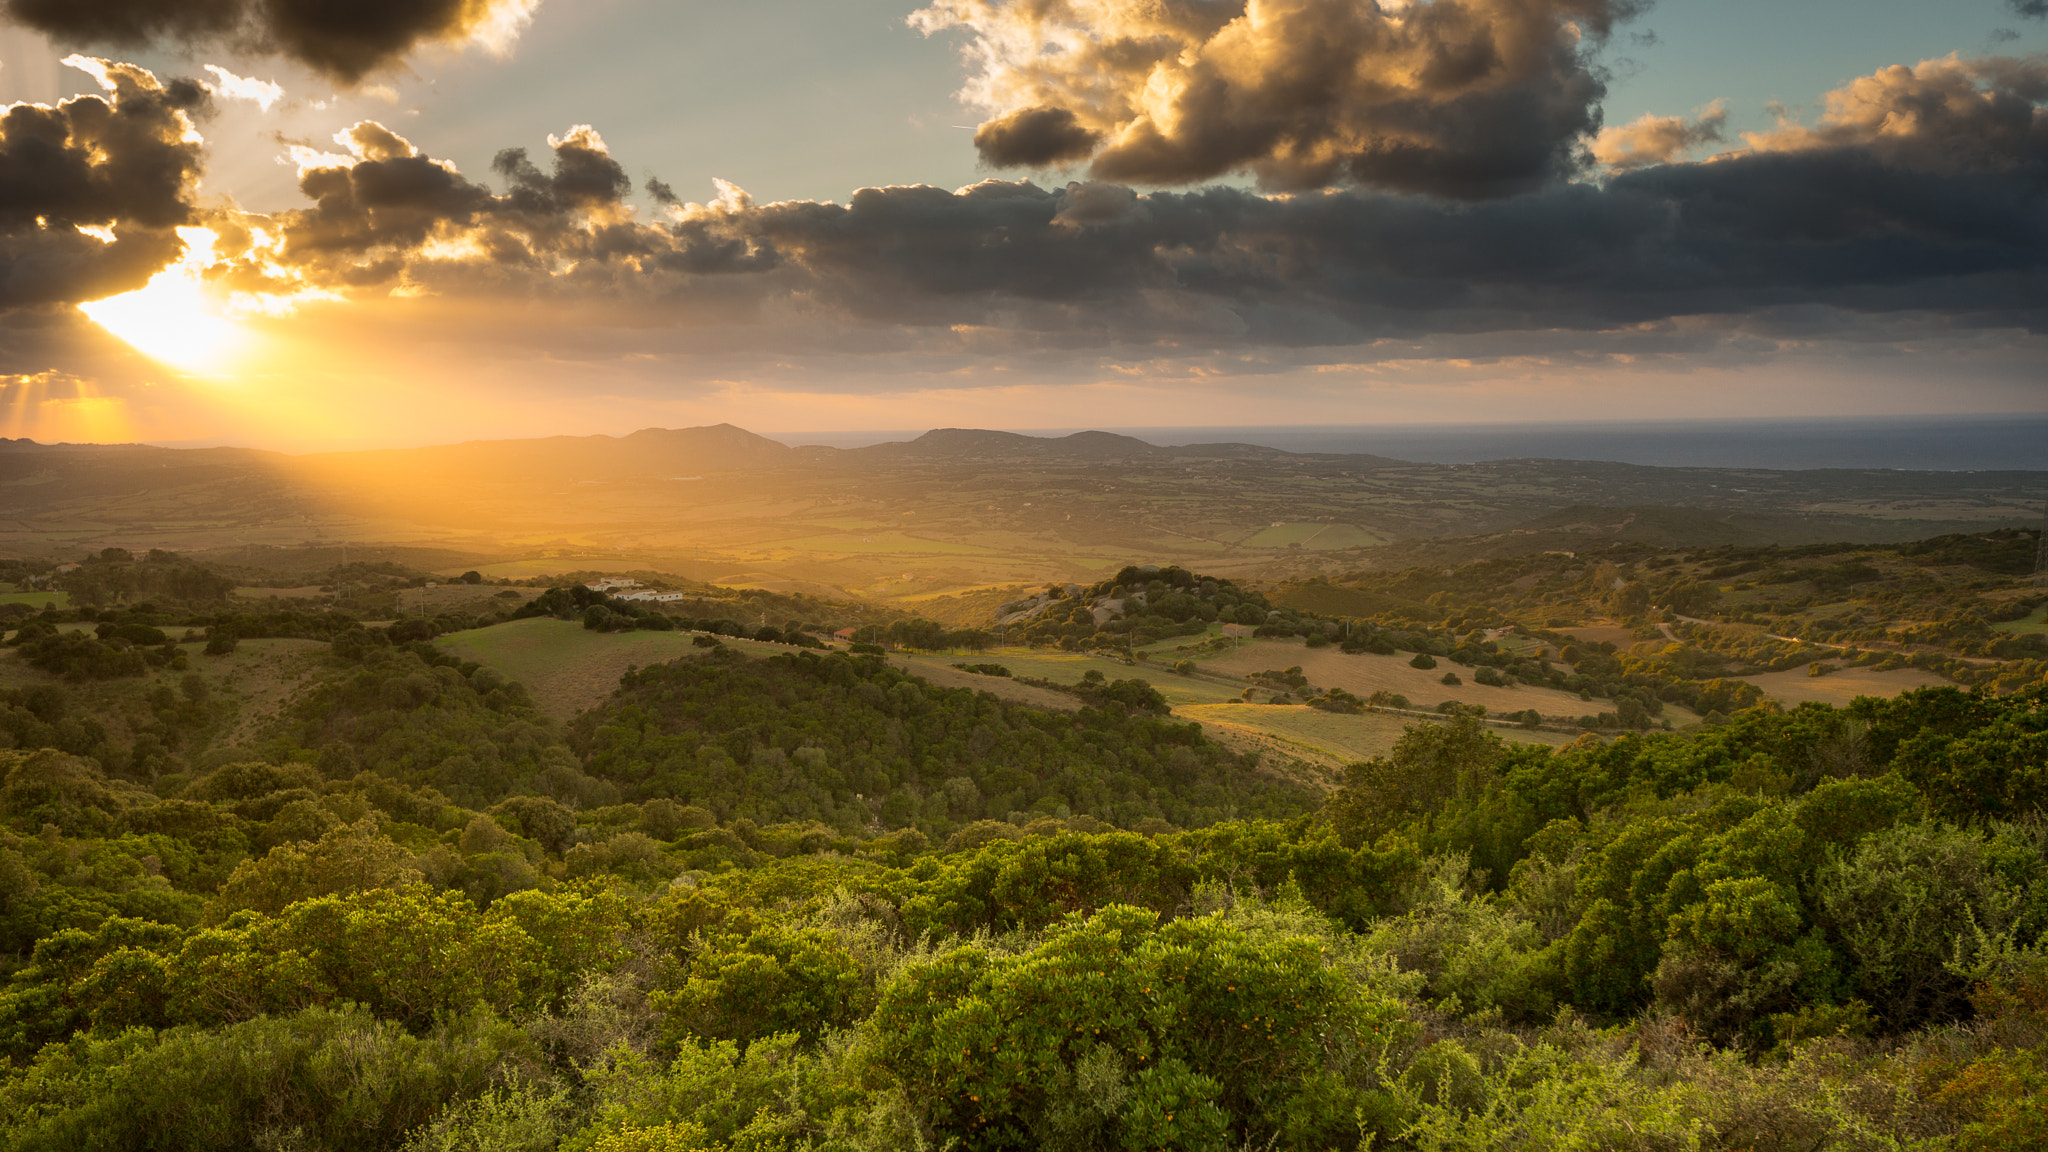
xmin=295 ymin=424 xmax=794 ymax=485
xmin=861 ymin=428 xmax=1161 ymax=461
xmin=844 ymin=428 xmax=1407 ymax=467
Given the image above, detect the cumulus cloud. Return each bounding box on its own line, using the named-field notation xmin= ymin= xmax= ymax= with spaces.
xmin=1 ymin=0 xmax=541 ymax=85
xmin=0 ymin=56 xmax=207 ymax=307
xmin=12 ymin=52 xmax=2042 ymax=371
xmin=910 ymin=0 xmax=1642 ymax=198
xmin=972 ymin=106 xmax=1101 ymax=168
xmin=201 ymin=63 xmax=281 ymax=110
xmin=1743 ymin=54 xmax=2048 ymax=173
xmin=200 ymin=72 xmax=2042 ymax=356
xmin=1592 ymin=101 xmax=1726 ymax=170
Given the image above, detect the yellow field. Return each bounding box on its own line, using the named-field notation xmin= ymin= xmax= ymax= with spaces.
xmin=1739 ymin=663 xmax=1953 ymax=707
xmin=1189 ymin=636 xmax=1606 ymax=718
xmin=766 ymin=532 xmax=1002 ymax=556
xmin=1234 ymin=522 xmax=1386 ymax=551
xmin=1177 ymin=702 xmax=1575 ymax=777
xmin=463 ymin=558 xmax=651 ymax=580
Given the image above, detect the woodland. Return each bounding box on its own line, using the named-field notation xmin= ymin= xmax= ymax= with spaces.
xmin=0 ymin=542 xmax=2045 ymax=1151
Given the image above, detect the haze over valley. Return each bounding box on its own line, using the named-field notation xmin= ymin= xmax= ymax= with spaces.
xmin=7 ymin=423 xmax=2041 ymax=601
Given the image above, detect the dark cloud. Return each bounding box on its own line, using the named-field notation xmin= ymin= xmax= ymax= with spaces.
xmin=221 ymin=121 xmax=734 ymax=300
xmin=2011 ymin=1 xmax=2046 ymax=20
xmin=912 ymin=0 xmax=1641 ymax=198
xmin=175 ymin=53 xmax=2040 ymax=362
xmin=973 ymin=107 xmax=1102 ymax=168
xmin=1 ymin=0 xmax=538 ymax=84
xmin=0 ymin=58 xmax=207 ymax=307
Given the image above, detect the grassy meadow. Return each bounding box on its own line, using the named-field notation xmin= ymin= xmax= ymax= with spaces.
xmin=0 ymin=591 xmax=66 ymax=609
xmin=437 ymin=618 xmax=811 ymax=720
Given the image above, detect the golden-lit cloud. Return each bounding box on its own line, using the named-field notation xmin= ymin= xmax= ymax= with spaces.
xmin=201 ymin=63 xmax=281 ymax=111
xmin=2 ymin=45 xmax=2044 ymax=449
xmin=910 ymin=0 xmax=1642 ymax=196
xmin=1742 ymin=54 xmax=2048 ymax=173
xmin=0 ymin=55 xmax=206 ymax=308
xmin=1592 ymin=101 xmax=1727 ymax=170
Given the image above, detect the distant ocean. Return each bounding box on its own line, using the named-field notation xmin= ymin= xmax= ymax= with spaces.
xmin=776 ymin=415 xmax=2048 ymax=472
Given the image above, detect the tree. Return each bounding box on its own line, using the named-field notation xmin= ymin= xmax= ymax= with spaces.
xmin=1325 ymin=713 xmax=1504 ymax=846
xmin=867 ymin=904 xmax=1407 ymax=1151
xmin=1609 ymin=581 xmax=1653 ymax=618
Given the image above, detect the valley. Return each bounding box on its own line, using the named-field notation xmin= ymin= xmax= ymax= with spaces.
xmin=4 ymin=427 xmax=2039 ymax=601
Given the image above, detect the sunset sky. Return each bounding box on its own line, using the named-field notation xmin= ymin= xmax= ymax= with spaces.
xmin=1 ymin=0 xmax=2044 ymax=450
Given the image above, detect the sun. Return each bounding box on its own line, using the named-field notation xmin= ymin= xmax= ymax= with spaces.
xmin=78 ymin=227 xmax=245 ymax=372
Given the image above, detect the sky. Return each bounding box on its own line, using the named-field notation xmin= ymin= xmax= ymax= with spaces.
xmin=0 ymin=0 xmax=2043 ymax=451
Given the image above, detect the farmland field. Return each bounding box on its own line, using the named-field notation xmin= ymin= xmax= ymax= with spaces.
xmin=1993 ymin=606 xmax=2048 ymax=635
xmin=1178 ymin=702 xmax=1574 ymax=775
xmin=1556 ymin=625 xmax=1639 ymax=647
xmin=1738 ymin=663 xmax=1954 ymax=707
xmin=464 ymin=558 xmax=652 ymax=581
xmin=891 ymin=647 xmax=1247 ymax=708
xmin=232 ymin=586 xmax=329 ymax=600
xmin=0 ymin=591 xmax=67 ymax=609
xmin=437 ymin=618 xmax=807 ymax=719
xmin=1238 ymin=523 xmax=1327 ymax=548
xmin=1188 ymin=636 xmax=1606 ymax=718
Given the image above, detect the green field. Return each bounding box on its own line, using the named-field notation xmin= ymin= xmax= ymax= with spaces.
xmin=1300 ymin=525 xmax=1383 ymax=550
xmin=1993 ymin=606 xmax=2048 ymax=635
xmin=0 ymin=635 xmax=330 ymax=745
xmin=0 ymin=591 xmax=67 ymax=609
xmin=437 ymin=618 xmax=800 ymax=719
xmin=892 ymin=646 xmax=1247 ymax=707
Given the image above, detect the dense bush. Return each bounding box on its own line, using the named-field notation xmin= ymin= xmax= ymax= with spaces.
xmin=572 ymin=649 xmax=1305 ymax=833
xmin=2 ymin=591 xmax=2047 ymax=1150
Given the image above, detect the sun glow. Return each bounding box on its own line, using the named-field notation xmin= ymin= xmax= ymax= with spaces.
xmin=78 ymin=228 xmax=244 ymax=371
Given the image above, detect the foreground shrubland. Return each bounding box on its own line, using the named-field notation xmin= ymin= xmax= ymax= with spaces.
xmin=3 ymin=642 xmax=2048 ymax=1148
